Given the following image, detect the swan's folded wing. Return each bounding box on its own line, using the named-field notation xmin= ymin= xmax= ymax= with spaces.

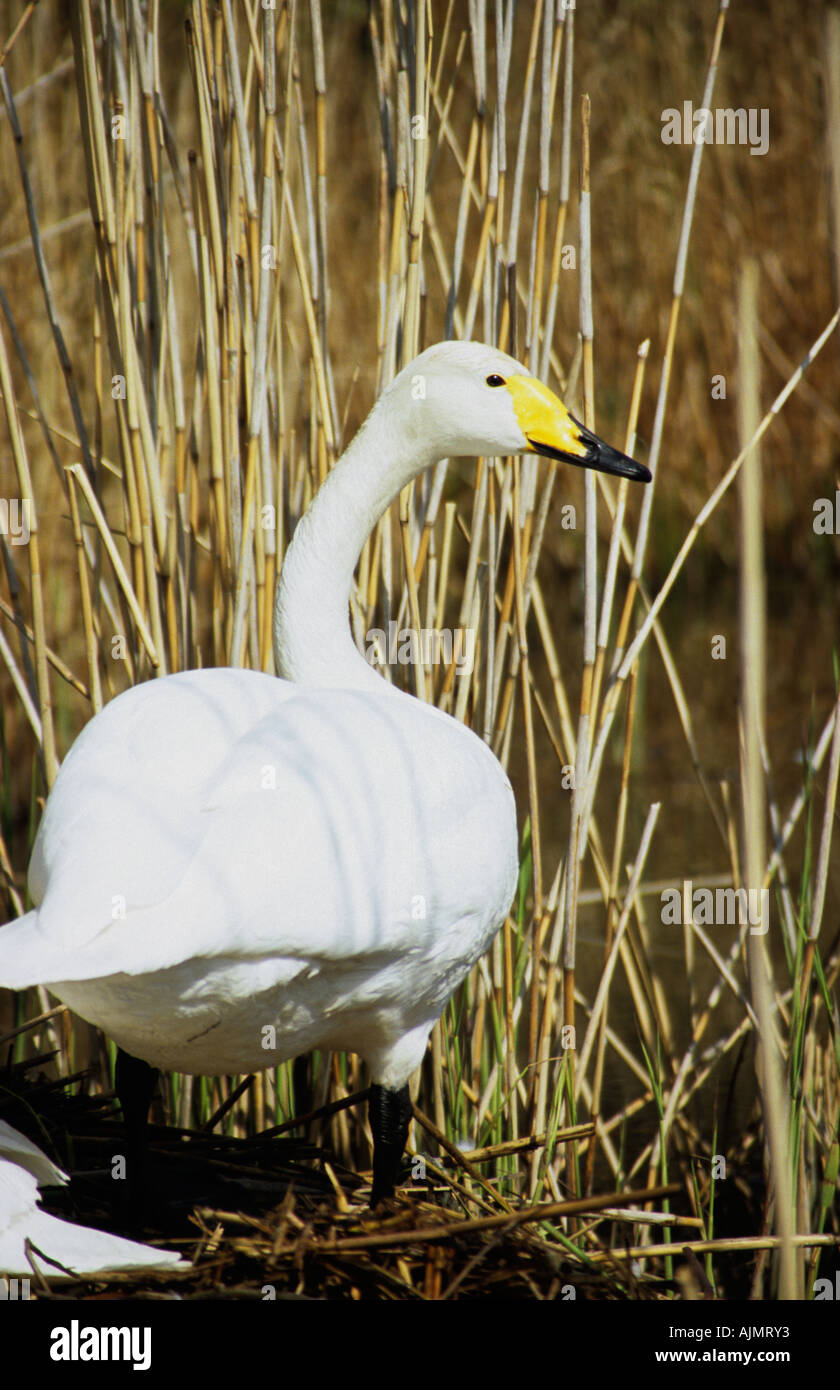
xmin=0 ymin=684 xmax=515 ymax=986
xmin=0 ymin=669 xmax=295 ymax=985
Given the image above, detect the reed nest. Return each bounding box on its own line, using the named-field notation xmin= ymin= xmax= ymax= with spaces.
xmin=0 ymin=1047 xmax=789 ymax=1302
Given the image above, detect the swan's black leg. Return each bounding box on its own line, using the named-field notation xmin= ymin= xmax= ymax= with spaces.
xmin=368 ymin=1082 xmax=411 ymax=1206
xmin=115 ymin=1046 xmax=158 ymax=1222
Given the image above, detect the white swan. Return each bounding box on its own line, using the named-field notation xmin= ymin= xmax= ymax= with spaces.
xmin=0 ymin=342 xmax=649 ymax=1204
xmin=0 ymin=1120 xmax=186 ymax=1276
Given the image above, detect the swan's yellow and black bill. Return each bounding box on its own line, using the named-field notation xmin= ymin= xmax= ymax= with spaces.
xmin=506 ymin=375 xmax=651 ymax=483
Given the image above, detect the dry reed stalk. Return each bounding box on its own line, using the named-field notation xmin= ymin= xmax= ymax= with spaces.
xmin=823 ymin=8 xmax=840 ymax=307
xmin=592 ymin=1233 xmax=835 ymax=1265
xmin=539 ymin=3 xmax=572 ymax=383
xmin=798 ymin=685 xmax=840 ymax=1005
xmin=737 ymin=258 xmax=798 ymax=1299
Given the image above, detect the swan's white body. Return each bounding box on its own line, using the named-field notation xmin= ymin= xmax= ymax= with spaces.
xmin=0 ymin=342 xmax=647 ymax=1100
xmin=0 ymin=1122 xmax=186 ymax=1275
xmin=2 ymin=669 xmax=514 ymax=1086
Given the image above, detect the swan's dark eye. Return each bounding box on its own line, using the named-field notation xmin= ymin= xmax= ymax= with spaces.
xmin=486 ymin=373 xmax=506 ymax=387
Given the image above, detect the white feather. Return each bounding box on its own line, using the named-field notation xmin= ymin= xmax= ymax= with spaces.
xmin=0 ymin=1123 xmax=186 ymax=1276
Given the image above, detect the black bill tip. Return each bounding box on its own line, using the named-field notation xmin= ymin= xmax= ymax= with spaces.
xmin=530 ymin=414 xmax=652 ymax=483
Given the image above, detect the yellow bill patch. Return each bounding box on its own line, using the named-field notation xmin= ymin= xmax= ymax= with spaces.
xmin=505 ymin=374 xmax=588 ymax=458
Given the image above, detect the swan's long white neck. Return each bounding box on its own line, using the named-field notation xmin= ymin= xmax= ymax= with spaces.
xmin=273 ymin=392 xmax=438 ymax=691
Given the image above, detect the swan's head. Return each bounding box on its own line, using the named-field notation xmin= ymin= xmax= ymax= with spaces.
xmin=390 ymin=341 xmax=651 ymax=482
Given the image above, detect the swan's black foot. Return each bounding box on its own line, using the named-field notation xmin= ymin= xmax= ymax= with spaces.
xmin=368 ymin=1082 xmax=411 ymax=1207
xmin=114 ymin=1046 xmax=158 ymax=1228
